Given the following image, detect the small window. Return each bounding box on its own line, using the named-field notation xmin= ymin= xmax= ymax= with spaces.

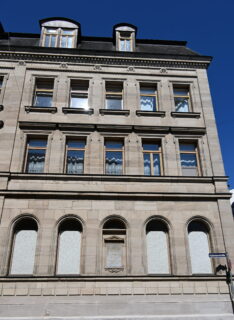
xmin=0 ymin=76 xmax=3 ymax=95
xmin=146 ymin=219 xmax=170 ymax=274
xmin=70 ymin=80 xmax=89 ymax=109
xmin=105 ymin=82 xmax=123 ymax=110
xmin=33 ymin=78 xmax=54 ymax=108
xmin=173 ymin=86 xmax=191 ymax=112
xmin=10 ymin=218 xmax=38 ymax=275
xmin=65 ymin=139 xmax=85 ymax=174
xmin=57 ymin=219 xmax=82 ymax=275
xmin=105 ymin=140 xmax=124 ymax=175
xmin=188 ymin=220 xmax=212 ymax=274
xmin=103 ymin=218 xmax=126 ymax=271
xmin=143 ymin=142 xmax=162 ymax=176
xmin=140 ymin=84 xmax=157 ymax=111
xmin=179 ymin=142 xmax=200 ymax=176
xmin=43 ymin=28 xmax=75 ymax=48
xmin=25 ymin=138 xmax=47 ymax=173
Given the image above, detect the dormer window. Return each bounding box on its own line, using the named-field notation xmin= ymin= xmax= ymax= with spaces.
xmin=40 ymin=18 xmax=80 ymax=49
xmin=114 ymin=23 xmax=137 ymax=52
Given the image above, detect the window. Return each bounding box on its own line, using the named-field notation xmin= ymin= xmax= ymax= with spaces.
xmin=140 ymin=84 xmax=157 ymax=111
xmin=188 ymin=220 xmax=212 ymax=274
xmin=105 ymin=82 xmax=123 ymax=110
xmin=105 ymin=140 xmax=124 ymax=175
xmin=103 ymin=219 xmax=126 ymax=272
xmin=65 ymin=139 xmax=85 ymax=174
xmin=10 ymin=218 xmax=38 ymax=275
xmin=57 ymin=219 xmax=82 ymax=275
xmin=173 ymin=86 xmax=190 ymax=112
xmin=43 ymin=28 xmax=75 ymax=48
xmin=119 ymin=32 xmax=132 ymax=51
xmin=70 ymin=80 xmax=89 ymax=109
xmin=146 ymin=219 xmax=170 ymax=274
xmin=0 ymin=76 xmax=3 ymax=95
xmin=33 ymin=78 xmax=54 ymax=108
xmin=143 ymin=142 xmax=162 ymax=176
xmin=179 ymin=142 xmax=200 ymax=176
xmin=25 ymin=138 xmax=47 ymax=173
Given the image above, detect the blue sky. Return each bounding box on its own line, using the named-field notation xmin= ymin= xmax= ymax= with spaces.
xmin=1 ymin=0 xmax=234 ymax=187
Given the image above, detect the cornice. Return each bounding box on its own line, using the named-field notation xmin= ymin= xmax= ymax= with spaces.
xmin=0 ymin=49 xmax=210 ymax=69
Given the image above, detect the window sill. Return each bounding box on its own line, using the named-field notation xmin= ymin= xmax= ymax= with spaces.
xmin=0 ymin=105 xmax=4 ymax=111
xmin=25 ymin=106 xmax=57 ymax=113
xmin=99 ymin=109 xmax=130 ymax=116
xmin=136 ymin=110 xmax=166 ymax=117
xmin=171 ymin=112 xmax=201 ymax=118
xmin=62 ymin=107 xmax=94 ymax=115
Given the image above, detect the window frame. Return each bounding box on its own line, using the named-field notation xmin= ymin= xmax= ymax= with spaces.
xmin=42 ymin=27 xmax=76 ymax=48
xmin=33 ymin=78 xmax=54 ymax=108
xmin=24 ymin=137 xmax=48 ymax=173
xmin=173 ymin=85 xmax=191 ymax=113
xmin=179 ymin=141 xmax=201 ymax=176
xmin=142 ymin=141 xmax=163 ymax=176
xmin=69 ymin=79 xmax=89 ymax=109
xmin=119 ymin=32 xmax=133 ymax=52
xmin=104 ymin=139 xmax=124 ymax=175
xmin=64 ymin=138 xmax=86 ymax=174
xmin=139 ymin=83 xmax=158 ymax=112
xmin=105 ymin=82 xmax=123 ymax=110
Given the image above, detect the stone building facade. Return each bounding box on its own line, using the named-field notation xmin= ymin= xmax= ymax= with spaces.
xmin=0 ymin=17 xmax=233 ymax=319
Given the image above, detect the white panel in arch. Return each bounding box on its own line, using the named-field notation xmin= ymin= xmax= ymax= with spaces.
xmin=57 ymin=231 xmax=81 ymax=274
xmin=189 ymin=231 xmax=212 ymax=273
xmin=10 ymin=230 xmax=37 ymax=274
xmin=146 ymin=231 xmax=169 ymax=274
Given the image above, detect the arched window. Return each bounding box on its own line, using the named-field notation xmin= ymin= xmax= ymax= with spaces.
xmin=57 ymin=219 xmax=82 ymax=275
xmin=146 ymin=219 xmax=170 ymax=274
xmin=10 ymin=218 xmax=38 ymax=275
xmin=188 ymin=220 xmax=212 ymax=274
xmin=102 ymin=218 xmax=126 ymax=272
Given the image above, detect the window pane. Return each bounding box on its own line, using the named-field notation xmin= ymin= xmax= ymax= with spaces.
xmin=67 ymin=150 xmax=84 ymax=174
xmin=57 ymin=230 xmax=81 ymax=274
xmin=144 ymin=153 xmax=151 ymax=175
xmin=29 ymin=139 xmax=47 ymax=148
xmin=10 ymin=230 xmax=37 ymax=274
xmin=106 ymin=242 xmax=123 ymax=268
xmin=67 ymin=140 xmax=85 ymax=148
xmin=125 ymin=39 xmax=131 ymax=51
xmin=180 ymin=143 xmax=196 ymax=151
xmin=140 ymin=96 xmax=156 ymax=111
xmin=140 ymin=87 xmax=155 ymax=94
xmin=143 ymin=143 xmax=160 ymax=151
xmin=120 ymin=40 xmax=125 ymax=51
xmin=105 ymin=151 xmax=122 ymax=175
xmin=67 ymin=37 xmax=73 ymax=48
xmin=106 ymin=97 xmax=122 ymax=110
xmin=34 ymin=93 xmax=52 ymax=107
xmin=51 ymin=35 xmax=56 ymax=47
xmin=189 ymin=231 xmax=212 ymax=273
xmin=180 ymin=153 xmax=198 ymax=176
xmin=61 ymin=36 xmax=67 ymax=48
xmin=153 ymin=154 xmax=161 ymax=176
xmin=62 ymin=29 xmax=74 ymax=35
xmin=26 ymin=149 xmax=46 ymax=173
xmin=47 ymin=28 xmax=57 ymax=33
xmin=44 ymin=35 xmax=50 ymax=47
xmin=175 ymin=97 xmax=189 ymax=112
xmin=174 ymin=88 xmax=189 ymax=96
xmin=105 ymin=141 xmax=123 ymax=149
xmin=146 ymin=231 xmax=169 ymax=274
xmin=70 ymin=96 xmax=88 ymax=109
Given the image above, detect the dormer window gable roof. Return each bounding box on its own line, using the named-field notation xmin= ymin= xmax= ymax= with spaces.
xmin=113 ymin=23 xmax=137 ymax=52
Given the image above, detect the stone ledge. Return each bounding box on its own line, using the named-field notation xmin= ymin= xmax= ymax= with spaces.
xmin=25 ymin=106 xmax=57 ymax=113
xmin=136 ymin=110 xmax=166 ymax=117
xmin=99 ymin=109 xmax=130 ymax=116
xmin=171 ymin=111 xmax=201 ymax=118
xmin=62 ymin=107 xmax=94 ymax=115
